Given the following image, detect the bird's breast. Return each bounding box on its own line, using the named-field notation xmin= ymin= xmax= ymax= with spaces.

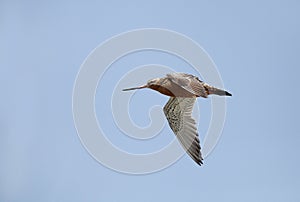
xmin=149 ymin=84 xmax=196 ymax=97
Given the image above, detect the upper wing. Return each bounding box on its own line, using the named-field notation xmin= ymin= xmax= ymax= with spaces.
xmin=166 ymin=73 xmax=208 ymax=97
xmin=163 ymin=97 xmax=203 ymax=165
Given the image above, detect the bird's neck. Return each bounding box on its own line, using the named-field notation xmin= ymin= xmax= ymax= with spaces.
xmin=148 ymin=84 xmax=175 ymax=97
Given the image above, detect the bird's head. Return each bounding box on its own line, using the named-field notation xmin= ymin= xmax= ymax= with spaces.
xmin=146 ymin=78 xmax=160 ymax=87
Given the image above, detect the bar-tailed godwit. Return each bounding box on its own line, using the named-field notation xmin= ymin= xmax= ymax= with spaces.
xmin=123 ymin=72 xmax=232 ymax=165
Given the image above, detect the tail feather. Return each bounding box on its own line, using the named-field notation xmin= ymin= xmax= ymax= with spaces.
xmin=204 ymin=84 xmax=232 ymax=96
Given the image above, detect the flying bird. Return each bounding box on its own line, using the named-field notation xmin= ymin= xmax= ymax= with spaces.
xmin=123 ymin=72 xmax=231 ymax=165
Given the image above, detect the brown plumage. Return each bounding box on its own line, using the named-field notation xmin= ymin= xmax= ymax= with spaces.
xmin=123 ymin=72 xmax=231 ymax=166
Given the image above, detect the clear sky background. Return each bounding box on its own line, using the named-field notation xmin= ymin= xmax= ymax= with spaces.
xmin=1 ymin=0 xmax=300 ymax=201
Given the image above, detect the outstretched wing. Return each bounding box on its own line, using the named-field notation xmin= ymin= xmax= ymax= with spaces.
xmin=166 ymin=73 xmax=208 ymax=97
xmin=163 ymin=97 xmax=203 ymax=165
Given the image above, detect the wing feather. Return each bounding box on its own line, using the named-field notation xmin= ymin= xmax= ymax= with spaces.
xmin=166 ymin=73 xmax=208 ymax=97
xmin=163 ymin=97 xmax=203 ymax=165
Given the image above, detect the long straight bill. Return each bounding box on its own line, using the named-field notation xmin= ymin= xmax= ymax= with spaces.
xmin=122 ymin=85 xmax=147 ymax=91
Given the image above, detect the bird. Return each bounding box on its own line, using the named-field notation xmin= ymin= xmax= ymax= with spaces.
xmin=122 ymin=72 xmax=232 ymax=165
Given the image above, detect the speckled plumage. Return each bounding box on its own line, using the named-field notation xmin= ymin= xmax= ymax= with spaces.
xmin=123 ymin=72 xmax=231 ymax=166
xmin=163 ymin=97 xmax=203 ymax=165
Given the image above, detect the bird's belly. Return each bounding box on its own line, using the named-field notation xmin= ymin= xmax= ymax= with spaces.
xmin=151 ymin=85 xmax=196 ymax=97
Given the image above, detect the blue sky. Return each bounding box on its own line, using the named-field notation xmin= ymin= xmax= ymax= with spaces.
xmin=1 ymin=0 xmax=300 ymax=201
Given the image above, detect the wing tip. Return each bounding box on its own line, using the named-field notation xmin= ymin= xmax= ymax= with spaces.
xmin=195 ymin=158 xmax=204 ymax=166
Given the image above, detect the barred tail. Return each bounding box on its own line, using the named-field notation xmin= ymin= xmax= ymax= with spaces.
xmin=204 ymin=84 xmax=232 ymax=96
